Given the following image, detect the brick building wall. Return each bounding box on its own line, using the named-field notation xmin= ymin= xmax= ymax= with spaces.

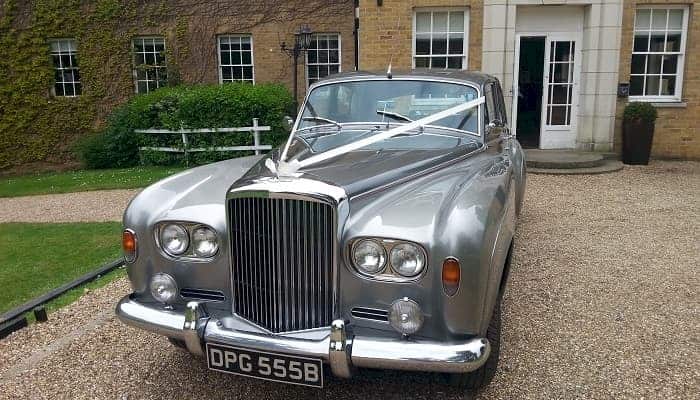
xmin=357 ymin=0 xmax=483 ymax=71
xmin=618 ymin=1 xmax=699 ymax=159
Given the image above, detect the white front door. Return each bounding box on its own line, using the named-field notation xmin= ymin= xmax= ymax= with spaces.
xmin=539 ymin=35 xmax=581 ymax=149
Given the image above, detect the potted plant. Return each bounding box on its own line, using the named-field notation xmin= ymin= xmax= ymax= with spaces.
xmin=622 ymin=102 xmax=658 ymax=165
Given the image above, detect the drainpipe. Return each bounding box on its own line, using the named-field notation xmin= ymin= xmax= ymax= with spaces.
xmin=353 ymin=0 xmax=360 ymax=70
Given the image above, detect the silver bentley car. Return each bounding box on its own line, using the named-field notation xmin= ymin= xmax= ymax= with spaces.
xmin=116 ymin=70 xmax=526 ymax=390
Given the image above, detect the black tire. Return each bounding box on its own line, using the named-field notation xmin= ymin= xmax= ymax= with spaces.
xmin=168 ymin=337 xmax=187 ymax=350
xmin=447 ymin=296 xmax=501 ymax=391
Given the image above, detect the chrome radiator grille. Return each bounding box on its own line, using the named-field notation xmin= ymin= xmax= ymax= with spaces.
xmin=228 ymin=196 xmax=335 ymax=333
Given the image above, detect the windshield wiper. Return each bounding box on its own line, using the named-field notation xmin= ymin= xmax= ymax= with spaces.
xmin=376 ymin=110 xmax=413 ymax=122
xmin=302 ymin=116 xmax=342 ymax=130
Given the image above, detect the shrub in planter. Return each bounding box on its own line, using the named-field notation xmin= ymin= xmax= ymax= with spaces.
xmin=622 ymin=102 xmax=658 ymax=165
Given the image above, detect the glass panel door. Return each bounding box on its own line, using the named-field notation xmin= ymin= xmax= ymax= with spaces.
xmin=540 ymin=34 xmax=580 ymax=149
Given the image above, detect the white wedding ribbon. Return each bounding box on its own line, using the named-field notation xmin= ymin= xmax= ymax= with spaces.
xmin=274 ymin=96 xmax=484 ymax=176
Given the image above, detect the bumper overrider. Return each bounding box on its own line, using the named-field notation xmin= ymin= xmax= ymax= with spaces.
xmin=116 ymin=295 xmax=490 ymax=378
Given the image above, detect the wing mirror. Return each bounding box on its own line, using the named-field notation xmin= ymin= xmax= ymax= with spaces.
xmin=487 ymin=119 xmax=504 ymax=129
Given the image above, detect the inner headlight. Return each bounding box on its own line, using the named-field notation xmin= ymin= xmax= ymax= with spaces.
xmin=160 ymin=224 xmax=189 ymax=256
xmin=390 ymin=243 xmax=426 ymax=277
xmin=352 ymin=239 xmax=387 ymax=275
xmin=192 ymin=227 xmax=218 ymax=257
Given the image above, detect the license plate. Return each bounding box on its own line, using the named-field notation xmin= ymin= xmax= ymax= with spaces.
xmin=206 ymin=343 xmax=324 ymax=388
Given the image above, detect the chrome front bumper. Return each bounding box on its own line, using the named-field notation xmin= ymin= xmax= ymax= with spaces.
xmin=116 ymin=295 xmax=490 ymax=377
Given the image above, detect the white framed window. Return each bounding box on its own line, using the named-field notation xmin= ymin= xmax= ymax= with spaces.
xmin=413 ymin=9 xmax=469 ymax=70
xmin=132 ymin=37 xmax=167 ymax=94
xmin=306 ymin=33 xmax=341 ymax=86
xmin=218 ymin=35 xmax=254 ymax=83
xmin=50 ymin=39 xmax=81 ymax=97
xmin=629 ymin=6 xmax=688 ymax=102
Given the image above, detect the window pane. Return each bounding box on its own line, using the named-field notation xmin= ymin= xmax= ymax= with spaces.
xmin=307 ymin=65 xmax=318 ymax=79
xmin=631 ymin=54 xmax=646 ymax=74
xmin=433 ymin=12 xmax=448 ymax=32
xmin=61 ymin=54 xmax=71 ymax=67
xmin=431 ymin=57 xmax=447 ymax=68
xmin=319 ymin=50 xmax=328 ymax=63
xmin=64 ymin=84 xmax=75 ymax=96
xmin=432 ymin=36 xmax=447 ymax=54
xmin=415 ymin=34 xmax=430 ymax=55
xmin=629 ymin=76 xmax=644 ymax=95
xmin=243 ymin=66 xmax=253 ymax=80
xmin=649 ymin=32 xmax=665 ymax=52
xmin=146 ymin=53 xmax=156 ymax=65
xmin=50 ymin=41 xmax=61 ymax=52
xmin=318 ymin=38 xmax=328 ymax=49
xmin=220 ymin=41 xmax=230 ymax=51
xmin=233 ymin=66 xmax=243 ymax=79
xmin=52 ymin=55 xmax=61 ymax=68
xmin=307 ymin=50 xmax=317 ymax=63
xmin=241 ymin=40 xmax=251 ymax=51
xmin=54 ymin=83 xmax=64 ymax=96
xmin=552 ymin=85 xmax=569 ymax=104
xmin=447 ymin=57 xmax=462 ymax=69
xmin=137 ymin=81 xmax=148 ymax=93
xmin=651 ymin=9 xmax=667 ymax=30
xmin=329 ymin=38 xmax=339 ymax=50
xmin=449 ymin=12 xmax=464 ymax=32
xmin=636 ymin=9 xmax=652 ymax=29
xmin=645 ymin=75 xmax=660 ymax=95
xmin=666 ymin=32 xmax=682 ymax=52
xmin=668 ymin=9 xmax=683 ymax=30
xmin=553 ymin=63 xmax=570 ymax=83
xmin=415 ymin=57 xmax=429 ymax=68
xmin=73 ymin=69 xmax=80 ymax=82
xmin=554 ymin=42 xmax=571 ymax=62
xmin=416 ymin=13 xmax=431 ymax=33
xmin=448 ymin=36 xmax=463 ymax=55
xmin=242 ymin=52 xmax=251 ymax=64
xmin=133 ymin=40 xmax=144 ymax=53
xmin=329 ymin=50 xmax=339 ymax=63
xmin=646 ymin=55 xmax=662 ymax=74
xmin=329 ymin=65 xmax=339 ymax=74
xmin=661 ymin=75 xmax=676 ymax=95
xmin=549 ymin=106 xmax=567 ymax=125
xmin=662 ymin=55 xmax=678 ymax=75
xmin=222 ymin=67 xmax=232 ymax=81
xmin=633 ymin=33 xmax=649 ymax=52
xmin=74 ymin=82 xmax=82 ymax=95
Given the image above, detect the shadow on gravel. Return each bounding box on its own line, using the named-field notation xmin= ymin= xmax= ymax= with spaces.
xmin=155 ymin=348 xmax=475 ymax=400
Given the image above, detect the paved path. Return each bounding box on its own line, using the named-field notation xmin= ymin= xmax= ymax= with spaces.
xmin=0 ymin=161 xmax=698 ymax=399
xmin=0 ymin=189 xmax=138 ymax=223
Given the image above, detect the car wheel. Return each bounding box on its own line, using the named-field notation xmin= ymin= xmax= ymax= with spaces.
xmin=168 ymin=337 xmax=187 ymax=350
xmin=447 ymin=295 xmax=501 ymax=391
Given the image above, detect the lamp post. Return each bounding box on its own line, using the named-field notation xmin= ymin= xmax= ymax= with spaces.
xmin=280 ymin=25 xmax=313 ymax=111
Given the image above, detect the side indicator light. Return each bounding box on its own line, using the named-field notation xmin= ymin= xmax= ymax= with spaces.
xmin=442 ymin=257 xmax=460 ymax=296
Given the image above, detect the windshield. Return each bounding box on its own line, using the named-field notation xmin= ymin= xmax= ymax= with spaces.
xmin=297 ymin=79 xmax=480 ymax=135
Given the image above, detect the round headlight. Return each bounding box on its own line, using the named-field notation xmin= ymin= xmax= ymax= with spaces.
xmin=388 ymin=298 xmax=424 ymax=335
xmin=352 ymin=239 xmax=387 ymax=275
xmin=390 ymin=243 xmax=426 ymax=277
xmin=192 ymin=227 xmax=218 ymax=257
xmin=150 ymin=273 xmax=178 ymax=304
xmin=160 ymin=224 xmax=189 ymax=256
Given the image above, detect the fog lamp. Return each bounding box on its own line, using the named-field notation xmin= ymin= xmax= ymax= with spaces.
xmin=150 ymin=273 xmax=178 ymax=304
xmin=388 ymin=297 xmax=424 ymax=335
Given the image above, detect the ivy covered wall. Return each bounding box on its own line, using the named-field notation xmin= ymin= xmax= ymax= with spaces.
xmin=0 ymin=0 xmax=355 ymax=170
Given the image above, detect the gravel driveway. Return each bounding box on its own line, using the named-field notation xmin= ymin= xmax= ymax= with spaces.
xmin=0 ymin=189 xmax=137 ymax=223
xmin=0 ymin=161 xmax=698 ymax=399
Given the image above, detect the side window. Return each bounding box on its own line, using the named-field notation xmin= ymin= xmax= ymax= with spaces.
xmin=493 ymin=81 xmax=507 ymax=124
xmin=484 ymin=83 xmax=496 ymax=124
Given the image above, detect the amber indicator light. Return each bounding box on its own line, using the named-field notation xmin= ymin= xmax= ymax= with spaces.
xmin=442 ymin=257 xmax=460 ymax=296
xmin=122 ymin=230 xmax=137 ymax=261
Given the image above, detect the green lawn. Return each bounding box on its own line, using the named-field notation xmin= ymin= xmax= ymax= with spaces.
xmin=0 ymin=166 xmax=184 ymax=197
xmin=0 ymin=222 xmax=123 ymax=315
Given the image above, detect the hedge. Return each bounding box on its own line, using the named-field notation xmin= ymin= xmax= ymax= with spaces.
xmin=77 ymin=83 xmax=295 ymax=168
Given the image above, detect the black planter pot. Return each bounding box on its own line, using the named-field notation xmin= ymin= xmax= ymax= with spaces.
xmin=622 ymin=119 xmax=655 ymax=165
